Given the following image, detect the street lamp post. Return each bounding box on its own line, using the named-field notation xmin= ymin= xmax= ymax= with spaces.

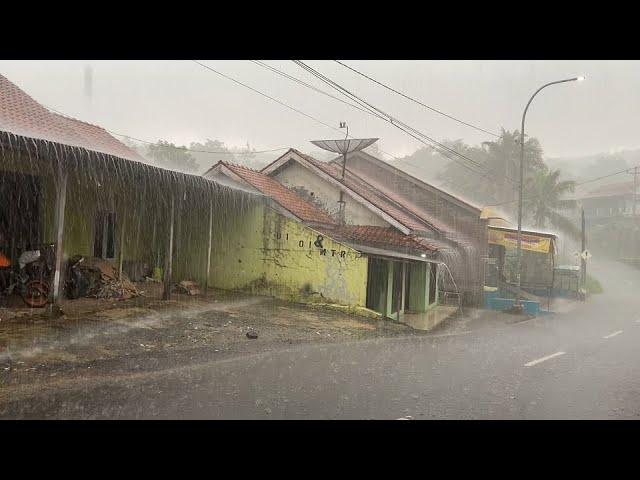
xmin=514 ymin=76 xmax=584 ymax=311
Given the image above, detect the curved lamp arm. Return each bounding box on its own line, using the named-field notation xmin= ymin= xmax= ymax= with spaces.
xmin=521 ymin=77 xmax=583 ymax=141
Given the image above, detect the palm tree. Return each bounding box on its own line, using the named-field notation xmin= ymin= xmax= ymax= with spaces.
xmin=481 ymin=128 xmax=546 ymax=200
xmin=523 ymin=167 xmax=580 ymax=239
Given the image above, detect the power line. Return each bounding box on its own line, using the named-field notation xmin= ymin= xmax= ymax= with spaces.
xmin=334 ymin=60 xmax=501 ymax=139
xmin=194 ymin=60 xmax=402 ymax=163
xmin=484 ymin=165 xmax=640 ymax=208
xmin=45 ymin=104 xmax=286 ymax=156
xmin=193 ymin=59 xmax=511 ymax=199
xmin=193 ymin=60 xmax=346 ymax=137
xmin=293 ymin=60 xmax=506 ymax=183
xmin=248 ymin=60 xmax=399 ymax=161
xmin=251 ymin=61 xmax=374 ymax=117
xmin=294 ymin=60 xmax=496 ymax=176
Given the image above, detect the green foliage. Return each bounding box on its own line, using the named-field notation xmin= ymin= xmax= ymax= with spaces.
xmin=585 ymin=274 xmax=603 ymax=294
xmin=435 ymin=129 xmax=547 ymax=207
xmin=523 ymin=167 xmax=580 ymax=239
xmin=147 ymin=140 xmax=199 ymax=173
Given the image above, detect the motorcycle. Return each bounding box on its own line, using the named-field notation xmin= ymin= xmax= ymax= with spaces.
xmin=65 ymin=255 xmax=90 ymax=300
xmin=1 ymin=244 xmax=55 ymax=308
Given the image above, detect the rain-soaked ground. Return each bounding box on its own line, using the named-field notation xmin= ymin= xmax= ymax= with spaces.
xmin=0 ymin=287 xmax=427 ymax=405
xmin=1 ymin=258 xmax=637 ymax=419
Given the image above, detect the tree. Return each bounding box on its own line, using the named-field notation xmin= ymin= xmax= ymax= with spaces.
xmin=437 ymin=129 xmax=547 ymax=208
xmin=147 ymin=140 xmax=199 ymax=173
xmin=234 ymin=142 xmax=257 ymax=168
xmin=523 ymin=167 xmax=580 ymax=239
xmin=189 ymin=139 xmax=237 ymax=173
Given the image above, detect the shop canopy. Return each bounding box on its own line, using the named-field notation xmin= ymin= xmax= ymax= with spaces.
xmin=488 ymin=226 xmax=556 ymax=254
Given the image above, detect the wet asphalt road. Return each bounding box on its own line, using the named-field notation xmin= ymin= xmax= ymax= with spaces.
xmin=2 ymin=258 xmax=640 ymax=419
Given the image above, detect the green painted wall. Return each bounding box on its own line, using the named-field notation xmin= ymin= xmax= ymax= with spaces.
xmin=2 ymin=152 xmax=368 ymax=308
xmin=259 ymin=209 xmax=368 ymax=306
xmin=408 ymin=262 xmax=428 ymax=312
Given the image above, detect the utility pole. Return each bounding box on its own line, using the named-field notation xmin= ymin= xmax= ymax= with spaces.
xmin=581 ymin=207 xmax=586 ymax=292
xmin=632 ymin=166 xmax=638 ymax=217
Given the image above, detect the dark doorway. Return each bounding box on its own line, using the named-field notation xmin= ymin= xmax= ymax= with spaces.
xmin=0 ymin=171 xmax=43 ymax=263
xmin=93 ymin=211 xmax=116 ymax=259
xmin=404 ymin=263 xmax=411 ymax=311
xmin=366 ymin=257 xmax=387 ymax=314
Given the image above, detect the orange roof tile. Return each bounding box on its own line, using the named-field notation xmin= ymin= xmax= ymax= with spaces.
xmin=289 ymin=149 xmax=438 ymax=233
xmin=0 ymin=73 xmax=145 ymax=163
xmin=315 ymin=224 xmax=439 ymax=253
xmin=221 ymin=162 xmax=336 ymax=225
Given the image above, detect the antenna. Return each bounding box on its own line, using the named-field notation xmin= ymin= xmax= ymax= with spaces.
xmin=310 ymin=131 xmax=378 ymax=224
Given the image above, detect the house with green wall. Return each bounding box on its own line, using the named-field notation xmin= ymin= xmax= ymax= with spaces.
xmin=206 ymin=160 xmax=446 ymax=323
xmin=1 ymin=73 xmax=449 ymax=330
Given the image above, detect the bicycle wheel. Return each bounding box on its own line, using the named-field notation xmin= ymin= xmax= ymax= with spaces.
xmin=23 ymin=280 xmax=50 ymax=308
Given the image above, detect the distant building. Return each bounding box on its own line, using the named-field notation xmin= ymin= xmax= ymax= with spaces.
xmin=579 ymin=180 xmax=637 ymax=220
xmin=576 ymin=180 xmax=640 ymax=262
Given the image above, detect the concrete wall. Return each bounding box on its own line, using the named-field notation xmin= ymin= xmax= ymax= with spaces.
xmin=273 ymin=162 xmax=389 ymax=227
xmin=259 ymin=209 xmax=368 ymax=306
xmin=2 ymin=149 xmax=369 ymax=309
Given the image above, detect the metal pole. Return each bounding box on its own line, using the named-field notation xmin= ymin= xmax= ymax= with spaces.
xmin=515 ymin=77 xmax=581 ymax=310
xmin=581 ymin=207 xmax=586 ymax=292
xmin=633 ymin=166 xmax=638 ymax=217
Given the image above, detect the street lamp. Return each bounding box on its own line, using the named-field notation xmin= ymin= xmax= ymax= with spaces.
xmin=513 ymin=76 xmax=585 ymax=311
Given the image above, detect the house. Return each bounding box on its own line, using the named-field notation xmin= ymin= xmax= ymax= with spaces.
xmin=575 ymin=180 xmax=640 ymax=261
xmin=0 ymin=73 xmax=260 ymax=307
xmin=205 ymin=160 xmax=446 ymax=324
xmin=579 ymin=180 xmax=637 ymax=220
xmin=204 ymin=161 xmax=335 ymax=225
xmin=259 ymin=148 xmax=488 ymax=307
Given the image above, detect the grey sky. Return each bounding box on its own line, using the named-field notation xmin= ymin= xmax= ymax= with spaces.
xmin=0 ymin=60 xmax=636 ymax=160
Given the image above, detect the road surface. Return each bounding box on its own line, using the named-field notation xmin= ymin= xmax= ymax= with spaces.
xmin=1 ymin=258 xmax=639 ymax=419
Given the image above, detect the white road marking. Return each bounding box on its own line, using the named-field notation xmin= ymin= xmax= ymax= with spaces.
xmin=604 ymin=330 xmax=623 ymax=339
xmin=524 ymin=351 xmax=566 ymax=367
xmin=396 ymin=416 xmax=413 ymax=420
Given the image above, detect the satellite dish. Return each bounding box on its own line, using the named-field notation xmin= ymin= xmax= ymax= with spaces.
xmin=310 ymin=138 xmax=378 ymax=155
xmin=310 ymin=137 xmax=379 ymax=225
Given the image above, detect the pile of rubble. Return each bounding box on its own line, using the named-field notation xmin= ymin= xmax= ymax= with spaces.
xmin=175 ymin=280 xmax=200 ymax=296
xmin=72 ymin=257 xmax=141 ymax=300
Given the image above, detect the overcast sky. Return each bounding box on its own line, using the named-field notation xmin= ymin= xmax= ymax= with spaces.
xmin=0 ymin=60 xmax=637 ymax=160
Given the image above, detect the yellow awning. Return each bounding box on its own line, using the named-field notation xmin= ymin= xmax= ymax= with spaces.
xmin=488 ymin=227 xmax=553 ymax=254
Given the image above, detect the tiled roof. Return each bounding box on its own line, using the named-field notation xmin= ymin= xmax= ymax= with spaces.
xmin=218 ymin=161 xmax=336 ymax=225
xmin=315 ymin=224 xmax=439 ymax=253
xmin=289 ymin=149 xmax=435 ymax=233
xmin=0 ymin=73 xmax=145 ymax=163
xmin=348 ymin=167 xmax=454 ymax=233
xmin=335 ymin=150 xmax=483 ymax=213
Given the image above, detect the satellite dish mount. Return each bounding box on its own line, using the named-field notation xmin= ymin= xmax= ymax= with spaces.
xmin=310 ymin=130 xmax=378 ymax=224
